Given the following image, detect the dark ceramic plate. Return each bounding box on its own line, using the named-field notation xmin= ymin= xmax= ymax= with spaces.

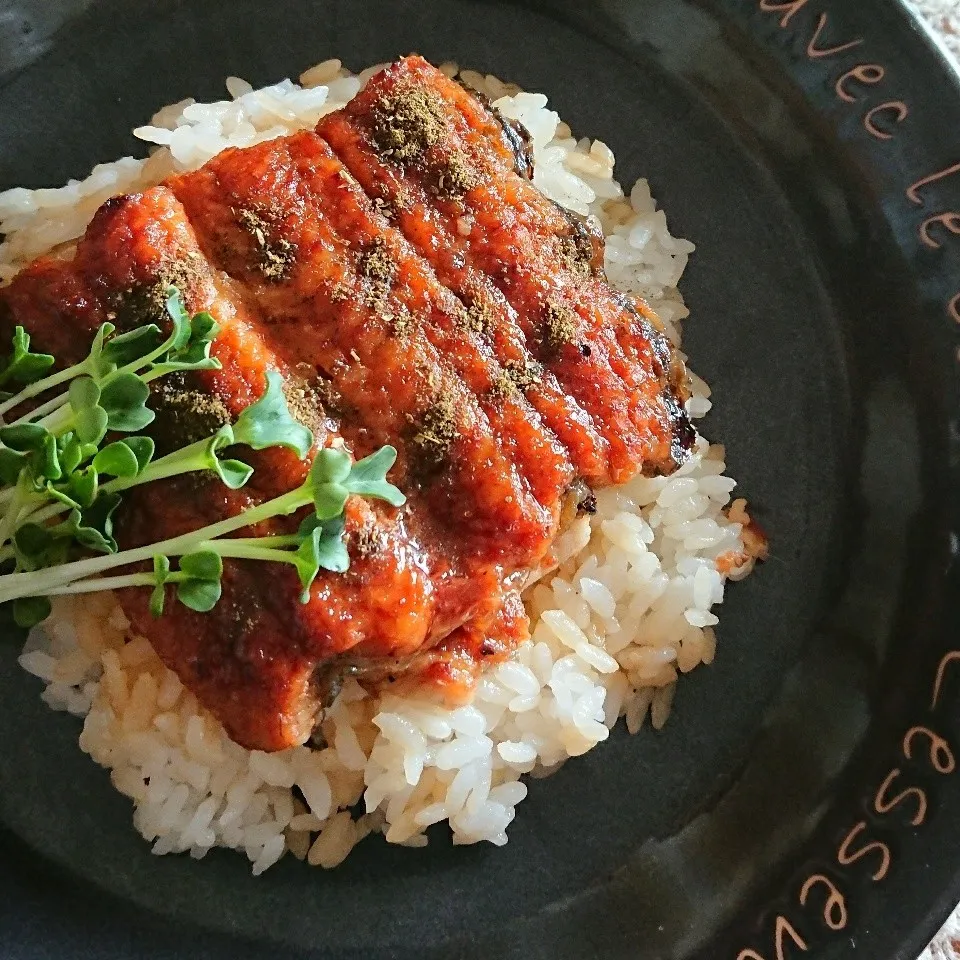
xmin=1 ymin=0 xmax=959 ymax=957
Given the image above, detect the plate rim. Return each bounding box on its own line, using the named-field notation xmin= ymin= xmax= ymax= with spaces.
xmin=705 ymin=0 xmax=960 ymax=957
xmin=1 ymin=0 xmax=960 ymax=957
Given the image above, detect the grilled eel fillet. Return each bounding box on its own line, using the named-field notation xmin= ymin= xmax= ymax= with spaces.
xmin=0 ymin=57 xmax=694 ymax=750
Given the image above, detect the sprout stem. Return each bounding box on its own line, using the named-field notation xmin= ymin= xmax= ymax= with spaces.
xmin=0 ymin=477 xmax=29 ymax=550
xmin=205 ymin=542 xmax=298 ymax=564
xmin=106 ymin=437 xmax=217 ymax=493
xmin=10 ymin=390 xmax=71 ymax=427
xmin=0 ymin=485 xmax=311 ymax=604
xmin=0 ymin=360 xmax=89 ymax=419
xmin=43 ymin=572 xmax=167 ymax=596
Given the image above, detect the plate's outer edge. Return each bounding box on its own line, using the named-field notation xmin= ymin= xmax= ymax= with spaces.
xmin=704 ymin=2 xmax=960 ymax=958
xmin=0 ymin=1 xmax=957 ymax=959
xmin=474 ymin=1 xmax=960 ymax=955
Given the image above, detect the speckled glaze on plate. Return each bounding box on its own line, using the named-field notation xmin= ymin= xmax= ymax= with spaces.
xmin=0 ymin=1 xmax=959 ymax=958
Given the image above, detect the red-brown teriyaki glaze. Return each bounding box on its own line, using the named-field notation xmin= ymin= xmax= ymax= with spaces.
xmin=167 ymin=131 xmax=574 ymax=538
xmin=421 ymin=588 xmax=530 ymax=698
xmin=0 ymin=188 xmax=435 ymax=751
xmin=0 ymin=61 xmax=696 ymax=751
xmin=318 ymin=87 xmax=617 ymax=488
xmin=167 ymin=133 xmax=581 ymax=689
xmin=318 ymin=56 xmax=694 ymax=483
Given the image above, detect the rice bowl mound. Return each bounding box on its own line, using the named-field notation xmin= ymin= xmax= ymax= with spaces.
xmin=3 ymin=58 xmax=761 ymax=873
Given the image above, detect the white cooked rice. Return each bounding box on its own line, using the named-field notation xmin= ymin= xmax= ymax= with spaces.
xmin=3 ymin=58 xmax=759 ymax=872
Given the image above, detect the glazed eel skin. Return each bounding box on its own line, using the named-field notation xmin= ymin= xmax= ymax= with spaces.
xmin=0 ymin=57 xmax=694 ymax=751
